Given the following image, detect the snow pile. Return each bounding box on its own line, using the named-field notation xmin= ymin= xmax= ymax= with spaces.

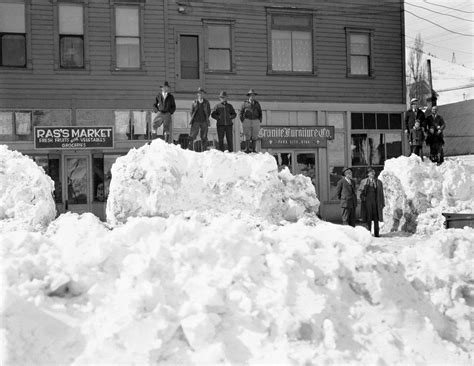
xmin=0 ymin=145 xmax=56 ymax=231
xmin=2 ymin=213 xmax=472 ymax=365
xmin=106 ymin=139 xmax=319 ymax=225
xmin=380 ymin=154 xmax=474 ymax=234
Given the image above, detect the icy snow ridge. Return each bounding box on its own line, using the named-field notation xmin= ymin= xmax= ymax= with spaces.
xmin=0 ymin=145 xmax=56 ymax=231
xmin=380 ymin=154 xmax=474 ymax=234
xmin=106 ymin=139 xmax=319 ymax=225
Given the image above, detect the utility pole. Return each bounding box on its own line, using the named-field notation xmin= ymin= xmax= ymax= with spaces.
xmin=426 ymin=59 xmax=437 ymax=107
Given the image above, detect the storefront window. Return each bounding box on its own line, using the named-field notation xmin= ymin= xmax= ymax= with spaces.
xmin=31 ymin=155 xmax=62 ymax=203
xmin=295 ymin=152 xmax=316 ymax=189
xmin=328 ymin=132 xmax=345 ymax=200
xmin=93 ymin=154 xmax=120 ymax=202
xmin=115 ymin=110 xmax=151 ymax=140
xmin=273 ymin=152 xmax=292 ymax=172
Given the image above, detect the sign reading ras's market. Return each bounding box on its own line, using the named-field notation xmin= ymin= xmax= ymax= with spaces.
xmin=259 ymin=126 xmax=335 ymax=148
xmin=34 ymin=127 xmax=114 ymax=149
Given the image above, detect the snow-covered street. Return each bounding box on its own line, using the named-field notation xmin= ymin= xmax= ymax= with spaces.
xmin=1 ymin=141 xmax=473 ymax=365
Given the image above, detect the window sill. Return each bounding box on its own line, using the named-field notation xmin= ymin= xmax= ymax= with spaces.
xmin=54 ymin=68 xmax=91 ymax=75
xmin=205 ymin=70 xmax=236 ymax=75
xmin=347 ymin=74 xmax=375 ymax=79
xmin=0 ymin=67 xmax=33 ymax=73
xmin=111 ymin=69 xmax=147 ymax=76
xmin=267 ymin=71 xmax=316 ymax=76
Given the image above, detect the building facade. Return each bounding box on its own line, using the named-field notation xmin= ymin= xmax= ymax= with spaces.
xmin=0 ymin=0 xmax=407 ymax=221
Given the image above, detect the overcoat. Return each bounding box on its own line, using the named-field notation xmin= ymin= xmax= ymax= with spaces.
xmin=336 ymin=178 xmax=357 ymax=209
xmin=359 ymin=178 xmax=385 ymax=222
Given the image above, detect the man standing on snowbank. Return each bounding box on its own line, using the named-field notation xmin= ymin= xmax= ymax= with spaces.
xmin=188 ymin=87 xmax=211 ymax=151
xmin=211 ymin=91 xmax=237 ymax=152
xmin=336 ymin=167 xmax=358 ymax=227
xmin=239 ymin=89 xmax=262 ymax=153
xmin=152 ymin=81 xmax=176 ymax=143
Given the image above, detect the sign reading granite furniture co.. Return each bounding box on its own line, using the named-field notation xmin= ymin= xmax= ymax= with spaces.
xmin=259 ymin=126 xmax=335 ymax=148
xmin=34 ymin=126 xmax=114 ymax=149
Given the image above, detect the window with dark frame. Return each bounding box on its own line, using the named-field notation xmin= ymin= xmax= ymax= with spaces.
xmin=346 ymin=28 xmax=373 ymax=77
xmin=269 ymin=12 xmax=312 ymax=73
xmin=115 ymin=6 xmax=140 ymax=69
xmin=180 ymin=35 xmax=199 ymax=79
xmin=0 ymin=2 xmax=26 ymax=67
xmin=59 ymin=3 xmax=84 ymax=68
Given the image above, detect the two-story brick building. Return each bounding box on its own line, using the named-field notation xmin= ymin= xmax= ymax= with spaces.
xmin=0 ymin=0 xmax=407 ymax=221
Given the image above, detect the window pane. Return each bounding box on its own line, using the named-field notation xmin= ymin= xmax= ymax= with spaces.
xmin=350 ymin=34 xmax=369 ymax=55
xmin=377 ymin=113 xmax=389 ymax=129
xmin=367 ymin=132 xmax=385 ymax=165
xmin=385 ymin=132 xmax=402 ymax=159
xmin=116 ymin=7 xmax=139 ymax=37
xmin=273 ymin=152 xmax=292 ymax=171
xmin=351 ymin=133 xmax=368 ymax=166
xmin=132 ymin=111 xmax=147 ymax=136
xmin=66 ymin=157 xmax=87 ymax=204
xmin=389 ymin=114 xmax=402 ymax=129
xmin=0 ymin=112 xmax=13 ymax=135
xmin=209 ymin=49 xmax=230 ymax=70
xmin=328 ymin=132 xmax=346 ymax=200
xmin=292 ymin=31 xmax=311 ymax=71
xmin=59 ymin=4 xmax=83 ymax=34
xmin=208 ymin=25 xmax=230 ymax=48
xmin=272 ymin=15 xmax=311 ymax=28
xmin=48 ymin=158 xmax=62 ymax=203
xmin=351 ymin=55 xmax=368 ymax=75
xmin=351 ymin=113 xmax=363 ymax=129
xmin=15 ymin=112 xmax=31 ymax=135
xmin=116 ymin=37 xmax=140 ymax=68
xmin=180 ymin=35 xmax=199 ymax=79
xmin=296 ymin=153 xmax=317 ymax=190
xmin=60 ymin=36 xmax=84 ymax=68
xmin=0 ymin=3 xmax=25 ymax=33
xmin=272 ymin=30 xmax=291 ymax=71
xmin=2 ymin=34 xmax=26 ymax=67
xmin=364 ymin=113 xmax=376 ymax=129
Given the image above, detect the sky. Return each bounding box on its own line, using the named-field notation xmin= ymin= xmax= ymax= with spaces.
xmin=404 ymin=0 xmax=474 ymax=69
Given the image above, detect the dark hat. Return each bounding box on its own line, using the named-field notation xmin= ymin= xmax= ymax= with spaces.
xmin=219 ymin=91 xmax=228 ymax=98
xmin=246 ymin=89 xmax=258 ymax=96
xmin=160 ymin=81 xmax=170 ymax=88
xmin=367 ymin=167 xmax=375 ymax=174
xmin=197 ymin=87 xmax=206 ymax=93
xmin=410 ymin=98 xmax=418 ymax=104
xmin=342 ymin=167 xmax=352 ymax=175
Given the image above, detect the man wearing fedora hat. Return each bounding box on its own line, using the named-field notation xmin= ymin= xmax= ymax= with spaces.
xmin=152 ymin=81 xmax=176 ymax=143
xmin=239 ymin=89 xmax=262 ymax=153
xmin=336 ymin=167 xmax=358 ymax=227
xmin=404 ymin=98 xmax=426 ymax=136
xmin=188 ymin=87 xmax=211 ymax=152
xmin=359 ymin=167 xmax=385 ymax=237
xmin=211 ymin=91 xmax=237 ymax=152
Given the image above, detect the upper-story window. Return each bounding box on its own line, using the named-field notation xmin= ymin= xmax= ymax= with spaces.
xmin=115 ymin=6 xmax=140 ymax=68
xmin=346 ymin=28 xmax=374 ymax=77
xmin=59 ymin=3 xmax=84 ymax=68
xmin=203 ymin=19 xmax=235 ymax=73
xmin=267 ymin=10 xmax=313 ymax=73
xmin=0 ymin=2 xmax=26 ymax=67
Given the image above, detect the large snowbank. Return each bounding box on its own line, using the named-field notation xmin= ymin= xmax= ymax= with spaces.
xmin=1 ymin=213 xmax=472 ymax=365
xmin=107 ymin=139 xmax=319 ymax=225
xmin=1 ymin=143 xmax=473 ymax=365
xmin=380 ymin=154 xmax=474 ymax=234
xmin=0 ymin=145 xmax=56 ymax=232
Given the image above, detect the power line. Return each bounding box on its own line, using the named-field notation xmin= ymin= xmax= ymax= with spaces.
xmin=406 ymin=2 xmax=474 ymax=21
xmin=405 ymin=10 xmax=474 ymax=36
xmin=404 ymin=34 xmax=473 ymax=55
xmin=423 ymin=0 xmax=474 ymax=14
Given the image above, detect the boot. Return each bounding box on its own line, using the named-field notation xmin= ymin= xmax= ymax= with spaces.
xmin=244 ymin=140 xmax=250 ymax=153
xmin=251 ymin=139 xmax=257 ymax=153
xmin=188 ymin=139 xmax=194 ymax=151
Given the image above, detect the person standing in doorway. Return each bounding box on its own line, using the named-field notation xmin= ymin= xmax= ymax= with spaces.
xmin=336 ymin=167 xmax=358 ymax=227
xmin=152 ymin=81 xmax=176 ymax=143
xmin=239 ymin=89 xmax=262 ymax=153
xmin=359 ymin=167 xmax=385 ymax=237
xmin=211 ymin=91 xmax=237 ymax=152
xmin=188 ymin=87 xmax=211 ymax=151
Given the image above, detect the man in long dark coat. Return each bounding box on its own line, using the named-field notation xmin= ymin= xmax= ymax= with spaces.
xmin=359 ymin=167 xmax=385 ymax=237
xmin=336 ymin=167 xmax=358 ymax=227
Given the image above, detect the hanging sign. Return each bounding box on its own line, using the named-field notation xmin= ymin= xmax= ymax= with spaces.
xmin=34 ymin=126 xmax=114 ymax=149
xmin=259 ymin=126 xmax=335 ymax=148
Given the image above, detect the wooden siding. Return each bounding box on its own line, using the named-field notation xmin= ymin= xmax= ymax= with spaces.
xmin=0 ymin=0 xmax=405 ymax=108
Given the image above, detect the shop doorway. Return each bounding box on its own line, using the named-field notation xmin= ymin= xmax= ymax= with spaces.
xmin=272 ymin=150 xmax=318 ymax=194
xmin=63 ymin=154 xmax=90 ymax=214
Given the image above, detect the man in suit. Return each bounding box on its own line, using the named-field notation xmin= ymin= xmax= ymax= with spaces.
xmin=425 ymin=105 xmax=446 ymax=164
xmin=336 ymin=167 xmax=358 ymax=227
xmin=152 ymin=81 xmax=176 ymax=143
xmin=188 ymin=87 xmax=211 ymax=151
xmin=404 ymin=98 xmax=426 ymax=134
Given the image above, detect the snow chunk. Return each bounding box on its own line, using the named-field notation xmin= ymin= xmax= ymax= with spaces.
xmin=380 ymin=155 xmax=474 ymax=234
xmin=0 ymin=145 xmax=56 ymax=231
xmin=106 ymin=139 xmax=319 ymax=225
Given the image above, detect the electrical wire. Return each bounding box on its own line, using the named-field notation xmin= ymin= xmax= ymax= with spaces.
xmin=423 ymin=0 xmax=474 ymax=14
xmin=405 ymin=10 xmax=474 ymax=36
xmin=405 ymin=2 xmax=473 ymax=21
xmin=404 ymin=34 xmax=473 ymax=55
